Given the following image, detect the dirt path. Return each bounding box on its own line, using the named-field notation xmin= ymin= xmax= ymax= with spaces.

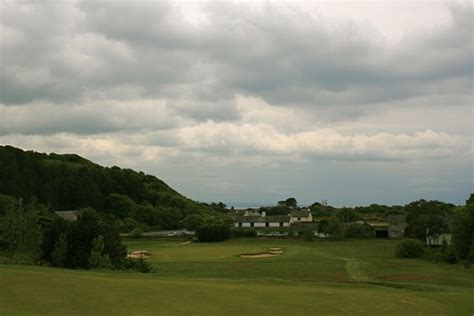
xmin=345 ymin=259 xmax=370 ymax=281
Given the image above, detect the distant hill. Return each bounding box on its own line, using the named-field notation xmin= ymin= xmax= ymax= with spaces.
xmin=0 ymin=145 xmax=211 ymax=228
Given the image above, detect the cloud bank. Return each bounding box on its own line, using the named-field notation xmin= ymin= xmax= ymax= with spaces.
xmin=1 ymin=0 xmax=472 ymax=205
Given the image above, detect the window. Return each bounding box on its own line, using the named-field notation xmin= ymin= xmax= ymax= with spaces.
xmin=238 ymin=222 xmax=242 ymax=227
xmin=298 ymin=217 xmax=301 ymax=221
xmin=280 ymin=222 xmax=283 ymax=227
xmin=265 ymin=222 xmax=269 ymax=227
xmin=251 ymin=222 xmax=254 ymax=227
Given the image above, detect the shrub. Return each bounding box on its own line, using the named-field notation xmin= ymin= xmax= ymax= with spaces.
xmin=88 ymin=235 xmax=112 ymax=270
xmin=130 ymin=227 xmax=144 ymax=238
xmin=231 ymin=229 xmax=257 ymax=238
xmin=345 ymin=224 xmax=374 ymax=238
xmin=395 ymin=239 xmax=424 ymax=258
xmin=51 ymin=233 xmax=68 ymax=267
xmin=123 ymin=258 xmax=154 ymax=273
xmin=422 ymin=247 xmax=443 ymax=263
xmin=196 ymin=224 xmax=230 ymax=242
xmin=303 ymin=229 xmax=315 ymax=242
xmin=440 ymin=241 xmax=458 ymax=264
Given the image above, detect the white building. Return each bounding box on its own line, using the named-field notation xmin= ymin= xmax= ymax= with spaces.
xmin=290 ymin=209 xmax=312 ymax=224
xmin=233 ymin=211 xmax=290 ymax=228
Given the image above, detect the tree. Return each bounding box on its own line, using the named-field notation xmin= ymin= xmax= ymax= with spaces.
xmin=404 ymin=200 xmax=453 ymax=240
xmin=303 ymin=229 xmax=315 ymax=242
xmin=395 ymin=239 xmax=424 ymax=258
xmin=67 ymin=208 xmax=126 ymax=269
xmin=466 ymin=193 xmax=474 ymax=205
xmin=88 ymin=235 xmax=112 ymax=270
xmin=326 ymin=217 xmax=345 ymax=240
xmin=285 ymin=197 xmax=297 ymax=208
xmin=0 ymin=202 xmax=42 ymax=264
xmin=196 ymin=219 xmax=231 ymax=242
xmin=51 ymin=233 xmax=68 ymax=267
xmin=182 ymin=214 xmax=206 ymax=231
xmin=452 ymin=201 xmax=474 ymax=261
xmin=130 ymin=226 xmax=144 ymax=238
xmin=0 ymin=194 xmax=17 ymax=216
xmin=336 ymin=208 xmax=361 ymax=223
xmin=104 ymin=193 xmax=135 ymax=219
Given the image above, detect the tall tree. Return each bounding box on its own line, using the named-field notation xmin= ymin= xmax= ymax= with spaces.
xmin=88 ymin=235 xmax=112 ymax=270
xmin=453 ymin=201 xmax=474 ymax=261
xmin=0 ymin=201 xmax=42 ymax=264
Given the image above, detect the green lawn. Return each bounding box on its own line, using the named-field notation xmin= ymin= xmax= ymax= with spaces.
xmin=1 ymin=239 xmax=473 ymax=315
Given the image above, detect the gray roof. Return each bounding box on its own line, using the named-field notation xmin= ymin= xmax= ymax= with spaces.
xmin=234 ymin=215 xmax=290 ymax=223
xmin=290 ymin=210 xmax=310 ymax=217
xmin=387 ymin=214 xmax=407 ymax=224
xmin=235 ymin=210 xmax=260 ymax=217
xmin=266 ymin=215 xmax=291 ymax=222
xmin=290 ymin=222 xmax=319 ymax=230
xmin=54 ymin=211 xmax=79 ymax=222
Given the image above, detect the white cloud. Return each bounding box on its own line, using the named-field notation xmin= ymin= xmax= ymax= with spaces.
xmin=0 ymin=0 xmax=472 ymax=205
xmin=179 ymin=121 xmax=468 ymax=162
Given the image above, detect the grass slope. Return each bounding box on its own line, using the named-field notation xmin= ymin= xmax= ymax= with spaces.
xmin=2 ymin=239 xmax=474 ymax=315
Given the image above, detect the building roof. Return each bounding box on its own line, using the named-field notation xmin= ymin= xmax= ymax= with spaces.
xmin=234 ymin=210 xmax=261 ymax=217
xmin=290 ymin=210 xmax=311 ymax=218
xmin=387 ymin=214 xmax=407 ymax=224
xmin=266 ymin=215 xmax=291 ymax=222
xmin=368 ymin=222 xmax=388 ymax=228
xmin=290 ymin=222 xmax=319 ymax=230
xmin=234 ymin=215 xmax=290 ymax=223
xmin=54 ymin=211 xmax=79 ymax=222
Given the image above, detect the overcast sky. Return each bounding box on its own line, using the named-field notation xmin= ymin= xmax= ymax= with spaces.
xmin=1 ymin=0 xmax=472 ymax=207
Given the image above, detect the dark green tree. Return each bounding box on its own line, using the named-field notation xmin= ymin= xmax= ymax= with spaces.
xmin=88 ymin=235 xmax=112 ymax=270
xmin=285 ymin=197 xmax=297 ymax=208
xmin=453 ymin=201 xmax=474 ymax=261
xmin=0 ymin=202 xmax=42 ymax=264
xmin=51 ymin=232 xmax=68 ymax=267
xmin=336 ymin=208 xmax=361 ymax=223
xmin=182 ymin=214 xmax=207 ymax=231
xmin=404 ymin=200 xmax=453 ymax=240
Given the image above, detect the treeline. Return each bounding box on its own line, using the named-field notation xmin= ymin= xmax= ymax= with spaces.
xmin=0 ymin=145 xmax=220 ymax=231
xmin=255 ymin=196 xmax=471 ymax=244
xmin=0 ymin=199 xmax=152 ymax=272
xmin=395 ymin=198 xmax=474 ymax=266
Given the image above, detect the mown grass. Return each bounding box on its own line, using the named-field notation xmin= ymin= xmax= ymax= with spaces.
xmin=1 ymin=239 xmax=473 ymax=315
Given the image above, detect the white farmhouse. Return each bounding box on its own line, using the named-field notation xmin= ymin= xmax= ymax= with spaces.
xmin=290 ymin=209 xmax=312 ymax=224
xmin=234 ymin=211 xmax=290 ymax=228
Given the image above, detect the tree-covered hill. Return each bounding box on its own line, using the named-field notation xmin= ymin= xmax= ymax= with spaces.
xmin=0 ymin=145 xmax=212 ymax=229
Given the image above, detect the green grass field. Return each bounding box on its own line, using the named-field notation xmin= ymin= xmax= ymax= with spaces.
xmin=1 ymin=239 xmax=473 ymax=315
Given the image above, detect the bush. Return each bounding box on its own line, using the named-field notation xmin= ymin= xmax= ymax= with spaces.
xmin=88 ymin=235 xmax=112 ymax=270
xmin=440 ymin=241 xmax=458 ymax=264
xmin=422 ymin=247 xmax=443 ymax=263
xmin=395 ymin=239 xmax=424 ymax=258
xmin=231 ymin=229 xmax=257 ymax=238
xmin=303 ymin=229 xmax=315 ymax=242
xmin=130 ymin=227 xmax=144 ymax=238
xmin=345 ymin=224 xmax=374 ymax=238
xmin=196 ymin=224 xmax=230 ymax=242
xmin=123 ymin=258 xmax=154 ymax=273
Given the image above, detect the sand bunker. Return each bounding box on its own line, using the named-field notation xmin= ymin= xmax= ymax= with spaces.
xmin=127 ymin=250 xmax=151 ymax=259
xmin=269 ymin=250 xmax=283 ymax=254
xmin=240 ymin=253 xmax=278 ymax=258
xmin=240 ymin=247 xmax=284 ymax=258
